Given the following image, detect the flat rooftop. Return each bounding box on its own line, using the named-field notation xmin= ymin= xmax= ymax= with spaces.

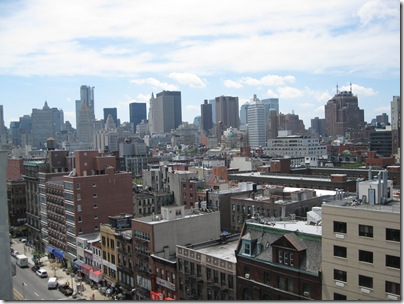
xmin=248 ymin=219 xmax=323 ymax=236
xmin=192 ymin=240 xmax=238 ymax=263
xmin=322 ymin=195 xmax=400 ymax=214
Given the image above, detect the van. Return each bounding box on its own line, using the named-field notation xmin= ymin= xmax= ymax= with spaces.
xmin=16 ymin=254 xmax=29 ymax=268
xmin=48 ymin=277 xmax=58 ymax=289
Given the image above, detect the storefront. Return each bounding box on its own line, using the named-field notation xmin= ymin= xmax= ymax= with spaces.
xmin=80 ymin=264 xmax=93 ymax=282
xmin=89 ymin=269 xmax=103 ymax=284
xmin=73 ymin=259 xmax=84 ymax=274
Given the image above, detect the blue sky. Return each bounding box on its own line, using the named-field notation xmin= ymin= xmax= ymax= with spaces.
xmin=0 ymin=0 xmax=400 ymax=129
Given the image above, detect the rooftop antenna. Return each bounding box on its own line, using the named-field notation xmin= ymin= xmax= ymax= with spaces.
xmin=336 ymin=84 xmax=339 ymax=94
xmin=350 ymin=82 xmax=352 ymax=93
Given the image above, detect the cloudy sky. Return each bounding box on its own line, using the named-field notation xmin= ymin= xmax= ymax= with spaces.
xmin=0 ymin=0 xmax=400 ymax=128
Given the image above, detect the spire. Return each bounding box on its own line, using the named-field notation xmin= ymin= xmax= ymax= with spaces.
xmin=43 ymin=101 xmax=50 ymax=110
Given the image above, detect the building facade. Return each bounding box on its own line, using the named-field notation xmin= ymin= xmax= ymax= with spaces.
xmin=215 ymin=95 xmax=239 ymax=130
xmin=129 ymin=103 xmax=147 ymax=133
xmin=200 ymin=100 xmax=213 ymax=135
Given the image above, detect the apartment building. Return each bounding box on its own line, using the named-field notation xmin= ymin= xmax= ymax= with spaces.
xmin=131 ymin=205 xmax=221 ymax=300
xmin=176 ymin=235 xmax=239 ymax=300
xmin=321 ymin=194 xmax=400 ymax=300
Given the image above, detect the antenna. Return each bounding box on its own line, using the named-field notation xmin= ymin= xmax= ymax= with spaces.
xmin=336 ymin=84 xmax=339 ymax=94
xmin=350 ymin=82 xmax=352 ymax=93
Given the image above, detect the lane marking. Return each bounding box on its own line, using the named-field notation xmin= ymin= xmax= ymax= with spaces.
xmin=34 ymin=292 xmax=39 ymax=296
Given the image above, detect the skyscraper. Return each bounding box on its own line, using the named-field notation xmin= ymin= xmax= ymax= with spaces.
xmin=200 ymin=99 xmax=213 ymax=134
xmin=31 ymin=101 xmax=64 ymax=149
xmin=247 ymin=100 xmax=266 ymax=148
xmin=215 ymin=95 xmax=239 ymax=130
xmin=103 ymin=107 xmax=118 ymax=126
xmin=261 ymin=97 xmax=279 ymax=114
xmin=76 ymin=85 xmax=95 ymax=129
xmin=240 ymin=102 xmax=250 ymax=126
xmin=324 ymin=87 xmax=365 ymax=138
xmin=311 ymin=117 xmax=325 ymax=136
xmin=149 ymin=91 xmax=182 ymax=134
xmin=129 ymin=102 xmax=147 ymax=132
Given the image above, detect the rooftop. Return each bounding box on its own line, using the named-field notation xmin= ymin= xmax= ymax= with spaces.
xmin=322 ymin=195 xmax=400 ymax=214
xmin=193 ymin=240 xmax=238 ymax=263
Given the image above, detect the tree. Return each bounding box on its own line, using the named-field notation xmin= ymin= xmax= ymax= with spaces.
xmin=32 ymin=249 xmax=45 ymax=266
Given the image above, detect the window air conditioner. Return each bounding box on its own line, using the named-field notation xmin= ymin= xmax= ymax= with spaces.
xmin=245 ymin=273 xmax=250 ymax=279
xmin=303 ymin=291 xmax=310 ymax=297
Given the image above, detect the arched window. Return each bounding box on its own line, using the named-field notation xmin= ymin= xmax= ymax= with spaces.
xmin=242 ymin=288 xmax=253 ymax=300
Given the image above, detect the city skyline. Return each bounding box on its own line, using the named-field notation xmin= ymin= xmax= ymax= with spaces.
xmin=0 ymin=0 xmax=400 ymax=128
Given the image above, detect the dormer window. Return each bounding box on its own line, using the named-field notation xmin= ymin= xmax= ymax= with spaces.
xmin=244 ymin=242 xmax=251 ymax=255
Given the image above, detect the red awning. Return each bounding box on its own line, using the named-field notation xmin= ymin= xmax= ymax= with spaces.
xmin=80 ymin=263 xmax=93 ymax=275
xmin=89 ymin=269 xmax=103 ymax=282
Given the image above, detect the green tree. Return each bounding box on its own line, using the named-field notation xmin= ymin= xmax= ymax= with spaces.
xmin=32 ymin=249 xmax=45 ymax=266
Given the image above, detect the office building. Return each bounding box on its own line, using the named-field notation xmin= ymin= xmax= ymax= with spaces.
xmin=247 ymin=100 xmax=266 ymax=148
xmin=265 ymin=134 xmax=327 ymax=158
xmin=240 ymin=102 xmax=249 ymax=126
xmin=103 ymin=108 xmax=118 ymax=127
xmin=129 ymin=102 xmax=147 ymax=132
xmin=200 ymin=100 xmax=213 ymax=135
xmin=76 ymin=85 xmax=95 ymax=141
xmin=149 ymin=91 xmax=182 ymax=134
xmin=311 ymin=117 xmax=325 ymax=137
xmin=215 ymin=96 xmax=239 ymax=130
xmin=31 ymin=101 xmax=64 ymax=149
xmin=324 ymin=88 xmax=365 ymax=138
xmin=369 ymin=127 xmax=393 ymax=157
xmin=321 ymin=175 xmax=400 ymax=300
xmin=278 ymin=113 xmax=306 ymax=135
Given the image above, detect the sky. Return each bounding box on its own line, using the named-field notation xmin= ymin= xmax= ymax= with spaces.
xmin=0 ymin=0 xmax=400 ymax=129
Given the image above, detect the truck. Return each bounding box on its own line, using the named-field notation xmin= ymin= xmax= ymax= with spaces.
xmin=16 ymin=254 xmax=29 ymax=268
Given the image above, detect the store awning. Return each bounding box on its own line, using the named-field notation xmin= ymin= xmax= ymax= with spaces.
xmin=89 ymin=269 xmax=103 ymax=282
xmin=53 ymin=249 xmax=64 ymax=260
xmin=46 ymin=245 xmax=55 ymax=254
xmin=81 ymin=263 xmax=93 ymax=275
xmin=73 ymin=259 xmax=84 ymax=268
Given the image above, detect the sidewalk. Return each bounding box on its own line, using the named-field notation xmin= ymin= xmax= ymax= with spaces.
xmin=11 ymin=240 xmax=108 ymax=301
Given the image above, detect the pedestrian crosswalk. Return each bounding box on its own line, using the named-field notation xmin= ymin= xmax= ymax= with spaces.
xmin=13 ymin=288 xmax=23 ymax=300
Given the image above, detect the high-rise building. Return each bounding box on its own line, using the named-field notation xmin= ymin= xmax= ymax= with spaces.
xmin=31 ymin=101 xmax=64 ymax=149
xmin=76 ymin=85 xmax=95 ymax=132
xmin=278 ymin=112 xmax=306 ymax=135
xmin=311 ymin=117 xmax=326 ymax=137
xmin=129 ymin=102 xmax=147 ymax=132
xmin=149 ymin=91 xmax=182 ymax=134
xmin=267 ymin=110 xmax=278 ymax=140
xmin=261 ymin=97 xmax=279 ymax=114
xmin=240 ymin=102 xmax=250 ymax=126
xmin=215 ymin=95 xmax=239 ymax=130
xmin=103 ymin=108 xmax=118 ymax=126
xmin=247 ymin=100 xmax=266 ymax=148
xmin=391 ymin=96 xmax=400 ymax=159
xmin=324 ymin=88 xmax=365 ymax=138
xmin=200 ymin=99 xmax=213 ymax=134
xmin=77 ymin=102 xmax=94 ymax=145
xmin=370 ymin=127 xmax=393 ymax=157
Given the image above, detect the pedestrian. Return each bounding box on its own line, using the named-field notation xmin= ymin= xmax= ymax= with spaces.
xmin=92 ymin=293 xmax=95 ymax=300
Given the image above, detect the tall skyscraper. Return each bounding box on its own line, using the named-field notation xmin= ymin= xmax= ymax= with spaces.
xmin=129 ymin=102 xmax=147 ymax=132
xmin=149 ymin=91 xmax=182 ymax=134
xmin=324 ymin=87 xmax=365 ymax=138
xmin=76 ymin=85 xmax=95 ymax=129
xmin=261 ymin=97 xmax=279 ymax=114
xmin=391 ymin=96 xmax=400 ymax=158
xmin=311 ymin=117 xmax=325 ymax=136
xmin=31 ymin=101 xmax=63 ymax=149
xmin=215 ymin=95 xmax=239 ymax=130
xmin=247 ymin=100 xmax=266 ymax=148
xmin=240 ymin=102 xmax=250 ymax=126
xmin=200 ymin=99 xmax=213 ymax=134
xmin=103 ymin=107 xmax=118 ymax=126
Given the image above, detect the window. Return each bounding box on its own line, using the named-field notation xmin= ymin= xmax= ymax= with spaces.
xmin=94 ymin=204 xmax=98 ymax=208
xmin=284 ymin=252 xmax=289 ymax=265
xmin=244 ymin=242 xmax=251 ymax=255
xmin=386 ymin=281 xmax=400 ymax=296
xmin=102 ymin=236 xmax=106 ymax=246
xmin=178 ymin=259 xmax=182 ymax=271
xmin=94 ymin=215 xmax=98 ymax=219
xmin=359 ymin=250 xmax=373 ymax=263
xmin=334 ymin=269 xmax=347 ymax=282
xmin=197 ymin=264 xmax=202 ymax=277
xmin=78 ymin=216 xmax=82 ymax=222
xmin=264 ymin=272 xmax=270 ymax=285
xmin=213 ymin=270 xmax=219 ymax=284
xmin=386 ymin=255 xmax=400 ymax=269
xmin=221 ymin=272 xmax=226 ymax=285
xmin=290 ymin=253 xmax=294 ymax=266
xmin=207 ymin=267 xmax=212 ymax=281
xmin=334 ymin=221 xmax=347 ymax=233
xmin=228 ymin=276 xmax=234 ymax=289
xmin=77 ymin=204 xmax=82 ymax=212
xmin=92 ymin=183 xmax=96 ymax=187
xmin=76 ymin=183 xmax=81 ymax=190
xmin=111 ymin=240 xmax=114 ymax=249
xmin=359 ymin=275 xmax=373 ymax=289
xmin=359 ymin=225 xmax=373 ymax=238
xmin=93 ymin=193 xmax=97 ymax=198
xmin=232 ymin=204 xmax=235 ymax=211
xmin=386 ymin=228 xmax=400 ymax=242
xmin=334 ymin=245 xmax=347 ymax=258
xmin=77 ymin=194 xmax=81 ymax=200
xmin=334 ymin=293 xmax=347 ymax=300
xmin=278 ymin=250 xmax=283 ymax=263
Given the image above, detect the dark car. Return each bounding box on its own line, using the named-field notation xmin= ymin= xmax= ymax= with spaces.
xmin=31 ymin=265 xmax=39 ymax=273
xmin=58 ymin=284 xmax=74 ymax=296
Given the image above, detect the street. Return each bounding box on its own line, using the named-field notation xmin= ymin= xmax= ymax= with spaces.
xmin=12 ymin=257 xmax=67 ymax=301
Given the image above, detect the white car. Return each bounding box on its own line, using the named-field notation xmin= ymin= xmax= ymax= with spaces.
xmin=36 ymin=269 xmax=48 ymax=278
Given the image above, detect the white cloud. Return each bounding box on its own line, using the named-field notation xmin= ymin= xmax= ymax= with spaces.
xmin=277 ymin=86 xmax=304 ymax=99
xmin=223 ymin=79 xmax=243 ymax=88
xmin=340 ymin=83 xmax=377 ymax=96
xmin=130 ymin=78 xmax=178 ymax=91
xmin=169 ymin=72 xmax=206 ymax=88
xmin=357 ymin=0 xmax=399 ymax=26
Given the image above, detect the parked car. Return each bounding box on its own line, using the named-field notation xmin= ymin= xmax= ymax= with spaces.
xmin=11 ymin=251 xmax=20 ymax=258
xmin=47 ymin=277 xmax=58 ymax=289
xmin=36 ymin=269 xmax=48 ymax=278
xmin=31 ymin=265 xmax=39 ymax=273
xmin=19 ymin=238 xmax=27 ymax=243
xmin=58 ymin=284 xmax=73 ymax=296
